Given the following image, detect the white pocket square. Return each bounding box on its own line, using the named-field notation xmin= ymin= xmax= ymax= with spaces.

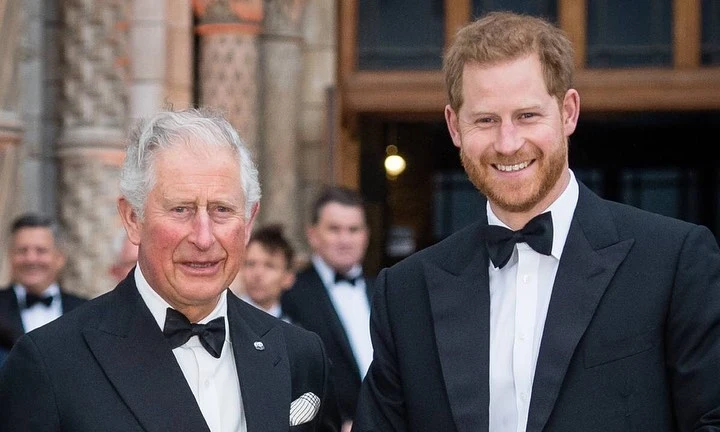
xmin=289 ymin=392 xmax=321 ymax=426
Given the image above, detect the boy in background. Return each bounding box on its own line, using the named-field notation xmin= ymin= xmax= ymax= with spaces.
xmin=240 ymin=224 xmax=295 ymax=322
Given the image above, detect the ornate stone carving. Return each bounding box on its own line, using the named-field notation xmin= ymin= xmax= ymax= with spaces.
xmin=61 ymin=0 xmax=129 ymax=130
xmin=0 ymin=0 xmax=23 ymax=112
xmin=58 ymin=0 xmax=130 ymax=297
xmin=263 ymin=0 xmax=306 ymax=36
xmin=194 ymin=0 xmax=263 ymax=34
xmin=195 ymin=0 xmax=263 ymax=160
xmin=0 ymin=0 xmax=25 ymax=285
xmin=57 ymin=147 xmax=125 ymax=298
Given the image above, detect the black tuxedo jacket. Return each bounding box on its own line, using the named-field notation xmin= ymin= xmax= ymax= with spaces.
xmin=0 ymin=284 xmax=86 ymax=346
xmin=0 ymin=274 xmax=339 ymax=431
xmin=282 ymin=265 xmax=374 ymax=421
xmin=353 ymin=182 xmax=720 ymax=432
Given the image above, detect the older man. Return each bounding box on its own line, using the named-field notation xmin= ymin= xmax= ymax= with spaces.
xmin=0 ymin=213 xmax=85 ymax=349
xmin=0 ymin=108 xmax=339 ymax=431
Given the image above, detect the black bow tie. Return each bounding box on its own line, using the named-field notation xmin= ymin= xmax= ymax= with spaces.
xmin=334 ymin=273 xmax=359 ymax=286
xmin=483 ymin=212 xmax=554 ymax=269
xmin=163 ymin=308 xmax=226 ymax=358
xmin=24 ymin=293 xmax=54 ymax=308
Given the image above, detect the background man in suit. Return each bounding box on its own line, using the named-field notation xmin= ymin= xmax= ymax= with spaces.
xmin=0 ymin=213 xmax=86 ymax=348
xmin=283 ymin=186 xmax=373 ymax=432
xmin=0 ymin=108 xmax=339 ymax=431
xmin=240 ymin=224 xmax=296 ymax=322
xmin=353 ymin=11 xmax=720 ymax=432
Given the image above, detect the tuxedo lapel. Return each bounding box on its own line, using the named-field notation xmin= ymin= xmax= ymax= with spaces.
xmin=310 ymin=268 xmax=360 ymax=374
xmin=526 ymin=184 xmax=634 ymax=432
xmin=426 ymin=222 xmax=490 ymax=432
xmin=0 ymin=288 xmax=25 ymax=337
xmin=228 ymin=294 xmax=290 ymax=432
xmin=83 ymin=280 xmax=210 ymax=432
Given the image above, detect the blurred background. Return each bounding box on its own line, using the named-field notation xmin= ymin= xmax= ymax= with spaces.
xmin=1 ymin=0 xmax=718 ymax=297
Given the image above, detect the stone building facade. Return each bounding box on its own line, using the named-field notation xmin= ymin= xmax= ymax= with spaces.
xmin=0 ymin=0 xmax=338 ymax=298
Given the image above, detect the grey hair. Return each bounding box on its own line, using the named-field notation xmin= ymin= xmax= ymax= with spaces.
xmin=119 ymin=107 xmax=261 ymax=220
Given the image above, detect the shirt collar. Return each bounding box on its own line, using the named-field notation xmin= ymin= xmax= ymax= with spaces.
xmin=486 ymin=169 xmax=579 ymax=260
xmin=311 ymin=254 xmax=363 ymax=288
xmin=13 ymin=282 xmax=60 ymax=302
xmin=133 ymin=265 xmax=228 ymax=331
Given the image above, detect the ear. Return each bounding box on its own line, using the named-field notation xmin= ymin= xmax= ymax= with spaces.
xmin=54 ymin=250 xmax=67 ymax=272
xmin=562 ymin=89 xmax=580 ymax=136
xmin=306 ymin=224 xmax=319 ymax=250
xmin=281 ymin=271 xmax=296 ymax=291
xmin=244 ymin=202 xmax=260 ymax=246
xmin=444 ymin=104 xmax=463 ymax=149
xmin=118 ymin=197 xmax=142 ymax=245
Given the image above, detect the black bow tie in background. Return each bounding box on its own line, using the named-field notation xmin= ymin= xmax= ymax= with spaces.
xmin=24 ymin=293 xmax=54 ymax=308
xmin=163 ymin=308 xmax=226 ymax=358
xmin=334 ymin=272 xmax=359 ymax=286
xmin=483 ymin=211 xmax=554 ymax=269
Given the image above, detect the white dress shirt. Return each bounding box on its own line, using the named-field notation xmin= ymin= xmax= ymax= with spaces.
xmin=135 ymin=266 xmax=246 ymax=432
xmin=488 ymin=171 xmax=579 ymax=432
xmin=14 ymin=283 xmax=62 ymax=333
xmin=312 ymin=255 xmax=374 ymax=379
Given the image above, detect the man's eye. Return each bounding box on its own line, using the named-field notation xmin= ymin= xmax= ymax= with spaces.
xmin=171 ymin=207 xmax=187 ymax=213
xmin=520 ymin=112 xmax=536 ymax=119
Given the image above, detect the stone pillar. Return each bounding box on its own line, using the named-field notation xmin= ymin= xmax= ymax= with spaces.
xmin=57 ymin=0 xmax=130 ymax=298
xmin=193 ymin=0 xmax=263 ymax=162
xmin=130 ymin=0 xmax=194 ymax=122
xmin=296 ymin=0 xmax=337 ymax=262
xmin=0 ymin=113 xmax=23 ymax=286
xmin=0 ymin=0 xmax=24 ymax=285
xmin=260 ymin=0 xmax=307 ymax=248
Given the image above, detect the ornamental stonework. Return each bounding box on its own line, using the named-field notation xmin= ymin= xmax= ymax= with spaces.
xmin=199 ymin=34 xmax=259 ymax=157
xmin=57 ymin=149 xmax=124 ymax=298
xmin=62 ymin=0 xmax=129 ymax=129
xmin=263 ymin=0 xmax=306 ymax=36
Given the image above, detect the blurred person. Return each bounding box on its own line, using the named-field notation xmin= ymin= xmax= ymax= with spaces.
xmin=108 ymin=228 xmax=139 ymax=283
xmin=353 ymin=11 xmax=720 ymax=432
xmin=240 ymin=224 xmax=295 ymax=322
xmin=282 ymin=186 xmax=374 ymax=431
xmin=0 ymin=213 xmax=86 ymax=348
xmin=0 ymin=108 xmax=339 ymax=431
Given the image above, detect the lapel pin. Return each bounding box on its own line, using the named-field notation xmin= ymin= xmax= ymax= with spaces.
xmin=254 ymin=341 xmax=265 ymax=351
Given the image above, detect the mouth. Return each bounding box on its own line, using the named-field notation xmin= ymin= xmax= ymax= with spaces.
xmin=493 ymin=160 xmax=532 ymax=172
xmin=180 ymin=260 xmax=221 ymax=274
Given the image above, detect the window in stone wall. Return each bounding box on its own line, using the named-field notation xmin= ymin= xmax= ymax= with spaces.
xmin=586 ymin=0 xmax=672 ymax=67
xmin=702 ymin=0 xmax=720 ymax=65
xmin=472 ymin=0 xmax=557 ymax=22
xmin=357 ymin=0 xmax=445 ymax=70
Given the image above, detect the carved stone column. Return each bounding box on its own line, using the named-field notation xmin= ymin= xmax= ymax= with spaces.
xmin=193 ymin=0 xmax=263 ymax=161
xmin=57 ymin=0 xmax=130 ymax=298
xmin=260 ymin=0 xmax=306 ymax=248
xmin=0 ymin=0 xmax=24 ymax=285
xmin=0 ymin=113 xmax=23 ymax=286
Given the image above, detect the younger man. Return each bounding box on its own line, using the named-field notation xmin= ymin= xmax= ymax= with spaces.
xmin=240 ymin=224 xmax=295 ymax=322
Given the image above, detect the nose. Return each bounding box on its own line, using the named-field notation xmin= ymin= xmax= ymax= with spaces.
xmin=188 ymin=210 xmax=215 ymax=250
xmin=493 ymin=121 xmax=524 ymax=155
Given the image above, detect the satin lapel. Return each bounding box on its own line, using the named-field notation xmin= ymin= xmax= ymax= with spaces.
xmin=228 ymin=295 xmax=290 ymax=432
xmin=0 ymin=288 xmax=25 ymax=337
xmin=311 ymin=270 xmax=359 ymax=374
xmin=83 ymin=280 xmax=210 ymax=432
xmin=426 ymin=222 xmax=489 ymax=432
xmin=526 ymin=185 xmax=634 ymax=432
